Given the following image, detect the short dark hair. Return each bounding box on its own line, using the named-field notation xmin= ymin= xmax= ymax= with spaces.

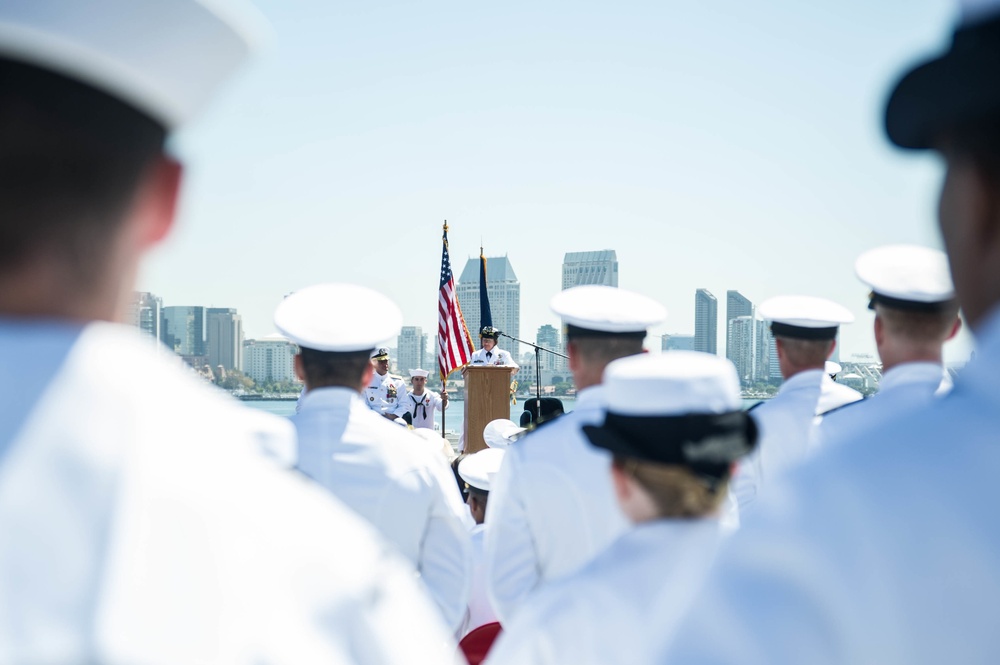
xmin=0 ymin=58 xmax=166 ymax=284
xmin=945 ymin=114 xmax=1000 ymax=177
xmin=567 ymin=335 xmax=644 ymax=366
xmin=876 ymin=302 xmax=960 ymax=343
xmin=298 ymin=348 xmax=372 ymax=388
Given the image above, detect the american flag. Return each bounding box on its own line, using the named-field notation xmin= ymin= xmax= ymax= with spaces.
xmin=438 ymin=222 xmax=475 ymax=381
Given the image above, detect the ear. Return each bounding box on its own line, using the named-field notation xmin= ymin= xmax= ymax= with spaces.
xmin=610 ymin=463 xmax=631 ymax=504
xmin=946 ymin=316 xmax=962 ymax=341
xmin=132 ymin=155 xmax=182 ymax=250
xmin=567 ymin=340 xmax=579 ymax=372
xmin=874 ymin=315 xmax=885 ymax=347
xmin=362 ymin=360 xmax=374 ymax=385
xmin=294 ymin=354 xmax=306 ymax=383
xmin=826 ymin=338 xmax=837 ymax=360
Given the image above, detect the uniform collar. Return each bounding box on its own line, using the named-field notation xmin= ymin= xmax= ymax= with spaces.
xmin=298 ymin=386 xmax=362 ymax=412
xmin=778 ymin=368 xmax=824 ymax=394
xmin=879 ymin=362 xmax=946 ymax=393
xmin=576 ymin=384 xmax=607 ymax=411
xmin=955 ymin=304 xmax=1000 ymax=399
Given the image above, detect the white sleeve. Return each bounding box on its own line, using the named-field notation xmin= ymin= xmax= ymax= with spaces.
xmin=416 ymin=462 xmax=474 ymax=632
xmin=484 ymin=446 xmax=540 ymax=624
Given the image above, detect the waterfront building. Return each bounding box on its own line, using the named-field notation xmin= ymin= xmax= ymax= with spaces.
xmin=536 ymin=324 xmax=565 ymax=371
xmin=242 ymin=334 xmax=299 ymax=384
xmin=728 ymin=316 xmax=756 ymax=385
xmin=561 ymin=250 xmax=618 ymax=289
xmin=206 ymin=307 xmax=243 ymax=372
xmin=767 ymin=331 xmax=781 ymax=381
xmin=754 ymin=317 xmax=771 ymax=383
xmin=127 ymin=291 xmax=162 ymax=341
xmin=457 ymin=256 xmax=520 ymax=361
xmin=161 ymin=305 xmax=206 ymax=357
xmin=398 ymin=326 xmax=427 ymax=374
xmin=725 ymin=291 xmax=753 ymax=356
xmin=694 ymin=289 xmax=718 ymax=355
xmin=662 ymin=334 xmax=696 ymax=351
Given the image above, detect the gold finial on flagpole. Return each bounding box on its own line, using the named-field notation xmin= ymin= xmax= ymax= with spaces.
xmin=443 ymin=219 xmax=448 ymax=233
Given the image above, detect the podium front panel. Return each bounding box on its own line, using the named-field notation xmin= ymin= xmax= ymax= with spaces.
xmin=463 ymin=366 xmax=514 ymax=454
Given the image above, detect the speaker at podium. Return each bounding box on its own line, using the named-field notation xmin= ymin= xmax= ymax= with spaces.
xmin=462 ymin=365 xmax=515 ymax=453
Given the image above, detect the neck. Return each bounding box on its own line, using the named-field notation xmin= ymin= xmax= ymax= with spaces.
xmin=0 ymin=253 xmax=127 ymax=323
xmin=411 ymin=387 xmax=425 ymax=396
xmin=880 ymin=345 xmax=943 ymax=373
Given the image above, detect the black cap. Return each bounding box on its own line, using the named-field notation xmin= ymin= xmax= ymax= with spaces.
xmin=885 ymin=13 xmax=1000 ymax=149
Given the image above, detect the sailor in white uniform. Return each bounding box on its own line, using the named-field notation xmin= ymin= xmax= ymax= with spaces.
xmin=814 ymin=245 xmax=961 ymax=449
xmin=457 ymin=448 xmax=506 ymax=638
xmin=659 ymin=4 xmax=1000 ymax=662
xmin=405 ymin=368 xmax=449 ymax=430
xmin=469 ymin=326 xmax=520 ymax=373
xmin=486 ymin=352 xmax=758 ymax=665
xmin=365 ymin=347 xmax=411 ymax=422
xmin=484 ymin=285 xmax=667 ymax=624
xmin=730 ymin=295 xmax=861 ymax=511
xmin=0 ymin=5 xmax=457 ymax=662
xmin=277 ymin=284 xmax=474 ymax=632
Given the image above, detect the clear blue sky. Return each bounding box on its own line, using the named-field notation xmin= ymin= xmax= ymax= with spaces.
xmin=141 ymin=0 xmax=971 ymax=362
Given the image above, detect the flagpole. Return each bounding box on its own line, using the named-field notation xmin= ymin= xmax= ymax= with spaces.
xmin=440 ymin=221 xmax=448 ymax=437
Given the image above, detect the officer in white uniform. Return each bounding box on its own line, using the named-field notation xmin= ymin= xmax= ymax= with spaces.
xmin=484 ymin=285 xmax=667 ymax=623
xmin=0 ymin=5 xmax=457 ymax=662
xmin=405 ymin=368 xmax=449 ymax=430
xmin=277 ymin=283 xmax=474 ymax=632
xmin=457 ymin=448 xmax=506 ymax=638
xmin=731 ymin=295 xmax=861 ymax=510
xmin=659 ymin=3 xmax=1000 ymax=663
xmin=815 ymin=245 xmax=961 ymax=449
xmin=469 ymin=326 xmax=520 ymax=372
xmin=365 ymin=347 xmax=411 ymax=421
xmin=487 ymin=352 xmax=758 ymax=665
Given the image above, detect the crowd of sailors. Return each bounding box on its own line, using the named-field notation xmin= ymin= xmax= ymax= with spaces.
xmin=2 ymin=0 xmax=1000 ymax=663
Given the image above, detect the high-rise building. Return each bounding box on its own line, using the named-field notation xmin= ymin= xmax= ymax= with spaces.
xmin=536 ymin=324 xmax=565 ymax=371
xmin=562 ymin=250 xmax=619 ymax=289
xmin=206 ymin=307 xmax=243 ymax=372
xmin=457 ymin=256 xmax=520 ymax=361
xmin=242 ymin=334 xmax=299 ymax=384
xmin=397 ymin=326 xmax=427 ymax=374
xmin=728 ymin=315 xmax=756 ymax=385
xmin=662 ymin=334 xmax=696 ymax=351
xmin=694 ymin=289 xmax=718 ymax=355
xmin=754 ymin=317 xmax=771 ymax=383
xmin=767 ymin=329 xmax=782 ymax=380
xmin=161 ymin=306 xmax=206 ymax=357
xmin=127 ymin=291 xmax=162 ymax=341
xmin=725 ymin=290 xmax=752 ymax=355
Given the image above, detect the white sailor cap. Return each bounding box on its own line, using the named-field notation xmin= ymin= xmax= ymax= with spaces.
xmin=550 ymin=285 xmax=667 ymax=338
xmin=758 ymin=295 xmax=854 ymax=341
xmin=825 ymin=361 xmax=842 ymax=376
xmin=458 ymin=448 xmax=506 ymax=492
xmin=483 ymin=419 xmax=526 ymax=449
xmin=274 ymin=284 xmax=402 ymax=353
xmin=0 ymin=0 xmax=265 ymax=130
xmin=409 ymin=369 xmax=430 ymax=378
xmin=371 ymin=347 xmax=391 ymax=361
xmin=854 ymin=245 xmax=956 ymax=312
xmin=583 ymin=352 xmax=756 ymax=479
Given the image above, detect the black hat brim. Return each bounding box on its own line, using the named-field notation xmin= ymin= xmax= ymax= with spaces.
xmin=885 ymin=18 xmax=1000 ymax=149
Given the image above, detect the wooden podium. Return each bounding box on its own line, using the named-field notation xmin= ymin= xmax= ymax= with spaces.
xmin=463 ymin=366 xmax=514 ymax=454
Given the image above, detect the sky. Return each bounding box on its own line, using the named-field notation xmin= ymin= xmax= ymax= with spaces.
xmin=140 ymin=0 xmax=972 ymax=363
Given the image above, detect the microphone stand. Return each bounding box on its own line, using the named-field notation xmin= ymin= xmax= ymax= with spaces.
xmin=497 ymin=331 xmax=568 ymax=420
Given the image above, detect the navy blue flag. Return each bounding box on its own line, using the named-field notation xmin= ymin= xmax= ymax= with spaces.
xmin=479 ymin=248 xmax=493 ymax=330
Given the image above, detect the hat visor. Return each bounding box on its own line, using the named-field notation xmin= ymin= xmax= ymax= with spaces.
xmin=885 ymin=43 xmax=1000 ymax=149
xmin=582 ymin=424 xmax=651 ymax=461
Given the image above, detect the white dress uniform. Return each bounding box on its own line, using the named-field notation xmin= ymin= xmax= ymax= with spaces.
xmin=484 ymin=385 xmax=629 ymax=623
xmin=365 ymin=369 xmax=410 ymax=419
xmin=484 ymin=285 xmax=667 ymax=624
xmin=731 ymin=295 xmax=861 ymax=511
xmin=294 ymin=387 xmax=474 ymax=631
xmin=0 ymin=322 xmax=458 ymax=664
xmin=470 ymin=347 xmax=519 ymax=371
xmin=405 ymin=389 xmax=447 ymax=430
xmin=813 ymin=362 xmax=951 ymax=449
xmin=657 ymin=306 xmax=1000 ymax=664
xmin=487 ymin=521 xmax=724 ymax=665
